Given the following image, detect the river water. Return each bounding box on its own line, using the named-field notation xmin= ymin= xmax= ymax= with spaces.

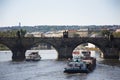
xmin=0 ymin=50 xmax=120 ymax=80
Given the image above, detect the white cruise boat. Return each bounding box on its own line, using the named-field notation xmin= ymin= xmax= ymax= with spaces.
xmin=26 ymin=52 xmax=41 ymax=61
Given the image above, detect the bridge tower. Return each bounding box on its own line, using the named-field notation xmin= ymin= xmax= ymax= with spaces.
xmin=63 ymin=31 xmax=68 ymax=38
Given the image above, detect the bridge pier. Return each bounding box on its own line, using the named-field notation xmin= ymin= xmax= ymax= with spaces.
xmin=103 ymin=48 xmax=119 ymax=59
xmin=11 ymin=47 xmax=26 ymax=61
xmin=57 ymin=46 xmax=73 ymax=60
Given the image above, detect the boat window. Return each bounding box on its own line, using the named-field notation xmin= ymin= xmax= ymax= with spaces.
xmin=68 ymin=63 xmax=73 ymax=67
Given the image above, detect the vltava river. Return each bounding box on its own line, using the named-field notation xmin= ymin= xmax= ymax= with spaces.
xmin=0 ymin=50 xmax=120 ymax=80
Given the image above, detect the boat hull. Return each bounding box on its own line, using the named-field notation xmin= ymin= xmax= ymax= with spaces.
xmin=64 ymin=69 xmax=89 ymax=73
xmin=26 ymin=58 xmax=40 ymax=61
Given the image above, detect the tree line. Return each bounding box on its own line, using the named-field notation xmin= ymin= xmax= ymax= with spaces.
xmin=101 ymin=30 xmax=120 ymax=38
xmin=0 ymin=29 xmax=26 ymax=37
xmin=0 ymin=29 xmax=26 ymax=50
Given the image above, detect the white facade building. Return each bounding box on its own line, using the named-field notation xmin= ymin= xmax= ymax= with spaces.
xmin=25 ymin=32 xmax=43 ymax=37
xmin=116 ymin=29 xmax=120 ymax=32
xmin=44 ymin=30 xmax=64 ymax=37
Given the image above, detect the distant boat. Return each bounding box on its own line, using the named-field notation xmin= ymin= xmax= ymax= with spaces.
xmin=26 ymin=52 xmax=41 ymax=61
xmin=64 ymin=50 xmax=96 ymax=73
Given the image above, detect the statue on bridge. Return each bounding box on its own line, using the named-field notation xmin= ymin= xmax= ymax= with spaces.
xmin=17 ymin=31 xmax=21 ymax=38
xmin=16 ymin=29 xmax=26 ymax=38
xmin=63 ymin=31 xmax=68 ymax=38
xmin=109 ymin=33 xmax=114 ymax=41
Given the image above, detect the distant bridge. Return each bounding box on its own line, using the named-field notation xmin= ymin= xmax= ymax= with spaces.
xmin=0 ymin=37 xmax=120 ymax=61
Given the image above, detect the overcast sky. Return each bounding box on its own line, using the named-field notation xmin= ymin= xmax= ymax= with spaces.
xmin=0 ymin=0 xmax=120 ymax=27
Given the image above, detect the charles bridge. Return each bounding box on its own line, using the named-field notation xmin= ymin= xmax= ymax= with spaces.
xmin=0 ymin=36 xmax=120 ymax=61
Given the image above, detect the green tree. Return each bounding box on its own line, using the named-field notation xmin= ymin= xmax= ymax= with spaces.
xmin=0 ymin=30 xmax=17 ymax=37
xmin=73 ymin=34 xmax=80 ymax=37
xmin=101 ymin=30 xmax=111 ymax=37
xmin=0 ymin=29 xmax=26 ymax=37
xmin=113 ymin=32 xmax=120 ymax=37
xmin=20 ymin=29 xmax=26 ymax=37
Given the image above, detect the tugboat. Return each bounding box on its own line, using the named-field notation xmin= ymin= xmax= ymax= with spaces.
xmin=26 ymin=52 xmax=41 ymax=61
xmin=64 ymin=50 xmax=96 ymax=73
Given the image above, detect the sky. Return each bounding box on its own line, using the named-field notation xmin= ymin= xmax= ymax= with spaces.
xmin=0 ymin=0 xmax=120 ymax=27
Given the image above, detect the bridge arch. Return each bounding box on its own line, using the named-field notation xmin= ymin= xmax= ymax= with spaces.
xmin=0 ymin=43 xmax=12 ymax=61
xmin=26 ymin=40 xmax=59 ymax=60
xmin=72 ymin=40 xmax=106 ymax=58
xmin=72 ymin=42 xmax=104 ymax=59
xmin=0 ymin=42 xmax=12 ymax=50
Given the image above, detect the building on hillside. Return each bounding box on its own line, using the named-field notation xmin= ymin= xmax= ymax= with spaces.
xmin=68 ymin=30 xmax=77 ymax=37
xmin=44 ymin=30 xmax=64 ymax=37
xmin=67 ymin=28 xmax=89 ymax=37
xmin=77 ymin=28 xmax=89 ymax=37
xmin=25 ymin=32 xmax=44 ymax=37
xmin=115 ymin=29 xmax=120 ymax=32
xmin=25 ymin=32 xmax=34 ymax=37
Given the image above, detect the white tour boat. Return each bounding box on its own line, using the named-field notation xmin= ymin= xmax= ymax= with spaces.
xmin=26 ymin=52 xmax=41 ymax=61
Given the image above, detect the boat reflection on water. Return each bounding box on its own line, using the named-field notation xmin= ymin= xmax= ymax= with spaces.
xmin=26 ymin=52 xmax=41 ymax=61
xmin=64 ymin=50 xmax=96 ymax=73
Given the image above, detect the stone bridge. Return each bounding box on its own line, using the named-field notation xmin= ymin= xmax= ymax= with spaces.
xmin=0 ymin=37 xmax=120 ymax=61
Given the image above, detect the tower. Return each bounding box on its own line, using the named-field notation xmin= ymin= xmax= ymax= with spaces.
xmin=19 ymin=22 xmax=21 ymax=27
xmin=63 ymin=31 xmax=68 ymax=38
